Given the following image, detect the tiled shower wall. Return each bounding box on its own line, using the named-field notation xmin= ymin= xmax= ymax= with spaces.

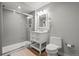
xmin=2 ymin=8 xmax=29 ymax=47
xmin=0 ymin=3 xmax=2 ymax=55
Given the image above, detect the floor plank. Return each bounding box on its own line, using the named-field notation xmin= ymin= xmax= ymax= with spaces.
xmin=28 ymin=48 xmax=47 ymax=56
xmin=10 ymin=48 xmax=47 ymax=56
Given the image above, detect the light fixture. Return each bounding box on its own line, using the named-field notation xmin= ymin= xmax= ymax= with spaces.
xmin=18 ymin=6 xmax=21 ymax=9
xmin=43 ymin=10 xmax=47 ymax=14
xmin=38 ymin=10 xmax=47 ymax=16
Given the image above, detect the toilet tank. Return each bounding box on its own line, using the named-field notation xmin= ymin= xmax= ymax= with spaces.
xmin=50 ymin=37 xmax=62 ymax=48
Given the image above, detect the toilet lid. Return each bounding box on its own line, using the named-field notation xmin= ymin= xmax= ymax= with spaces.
xmin=46 ymin=44 xmax=59 ymax=51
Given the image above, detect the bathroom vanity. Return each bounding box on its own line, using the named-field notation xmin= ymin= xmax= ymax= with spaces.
xmin=30 ymin=9 xmax=50 ymax=54
xmin=30 ymin=31 xmax=49 ymax=54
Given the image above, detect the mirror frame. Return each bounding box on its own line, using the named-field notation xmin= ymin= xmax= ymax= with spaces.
xmin=35 ymin=10 xmax=49 ymax=32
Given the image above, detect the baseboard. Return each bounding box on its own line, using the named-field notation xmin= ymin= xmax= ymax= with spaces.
xmin=2 ymin=41 xmax=31 ymax=54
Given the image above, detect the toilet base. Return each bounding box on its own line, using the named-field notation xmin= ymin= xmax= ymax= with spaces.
xmin=47 ymin=53 xmax=58 ymax=56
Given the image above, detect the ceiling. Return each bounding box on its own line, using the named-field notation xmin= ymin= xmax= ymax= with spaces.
xmin=2 ymin=2 xmax=50 ymax=13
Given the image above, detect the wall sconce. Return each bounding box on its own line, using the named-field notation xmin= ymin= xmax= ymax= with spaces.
xmin=38 ymin=10 xmax=47 ymax=16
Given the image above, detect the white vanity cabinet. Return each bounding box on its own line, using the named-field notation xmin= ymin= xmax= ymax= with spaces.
xmin=30 ymin=31 xmax=49 ymax=54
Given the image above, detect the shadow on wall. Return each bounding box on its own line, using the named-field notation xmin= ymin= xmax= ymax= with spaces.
xmin=58 ymin=38 xmax=78 ymax=56
xmin=58 ymin=38 xmax=64 ymax=56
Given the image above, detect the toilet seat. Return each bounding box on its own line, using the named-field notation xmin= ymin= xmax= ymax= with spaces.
xmin=46 ymin=44 xmax=59 ymax=52
xmin=46 ymin=36 xmax=62 ymax=55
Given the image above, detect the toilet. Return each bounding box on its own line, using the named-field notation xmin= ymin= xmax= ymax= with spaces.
xmin=46 ymin=37 xmax=62 ymax=56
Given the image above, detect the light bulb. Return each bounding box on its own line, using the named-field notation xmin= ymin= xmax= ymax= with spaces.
xmin=18 ymin=6 xmax=21 ymax=9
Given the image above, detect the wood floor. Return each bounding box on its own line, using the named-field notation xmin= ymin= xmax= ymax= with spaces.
xmin=11 ymin=48 xmax=36 ymax=56
xmin=28 ymin=48 xmax=47 ymax=56
xmin=10 ymin=47 xmax=47 ymax=56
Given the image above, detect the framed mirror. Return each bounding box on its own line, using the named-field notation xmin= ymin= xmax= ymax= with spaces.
xmin=35 ymin=10 xmax=49 ymax=32
xmin=39 ymin=13 xmax=47 ymax=27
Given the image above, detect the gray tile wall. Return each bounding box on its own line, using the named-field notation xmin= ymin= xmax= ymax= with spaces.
xmin=0 ymin=2 xmax=2 ymax=55
xmin=2 ymin=8 xmax=29 ymax=47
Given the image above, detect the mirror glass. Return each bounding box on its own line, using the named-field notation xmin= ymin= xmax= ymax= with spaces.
xmin=35 ymin=10 xmax=49 ymax=32
xmin=39 ymin=14 xmax=46 ymax=27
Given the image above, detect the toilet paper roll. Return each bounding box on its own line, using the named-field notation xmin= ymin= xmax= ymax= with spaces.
xmin=67 ymin=44 xmax=72 ymax=48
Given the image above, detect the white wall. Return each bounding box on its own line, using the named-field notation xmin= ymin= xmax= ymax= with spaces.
xmin=37 ymin=2 xmax=79 ymax=55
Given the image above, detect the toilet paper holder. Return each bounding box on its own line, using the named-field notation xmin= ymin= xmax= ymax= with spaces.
xmin=65 ymin=43 xmax=75 ymax=48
